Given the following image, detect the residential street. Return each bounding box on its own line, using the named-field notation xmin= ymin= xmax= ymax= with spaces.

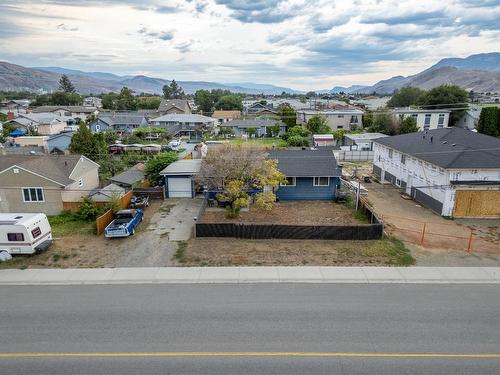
xmin=1 ymin=284 xmax=499 ymax=374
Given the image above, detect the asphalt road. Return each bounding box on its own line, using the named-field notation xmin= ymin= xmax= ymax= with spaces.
xmin=1 ymin=284 xmax=499 ymax=374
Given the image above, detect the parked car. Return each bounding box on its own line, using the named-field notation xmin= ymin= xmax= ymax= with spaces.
xmin=104 ymin=209 xmax=144 ymax=238
xmin=0 ymin=213 xmax=53 ymax=254
xmin=129 ymin=195 xmax=149 ymax=209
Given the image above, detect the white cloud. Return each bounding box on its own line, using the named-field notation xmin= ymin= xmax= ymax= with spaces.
xmin=0 ymin=0 xmax=499 ymax=90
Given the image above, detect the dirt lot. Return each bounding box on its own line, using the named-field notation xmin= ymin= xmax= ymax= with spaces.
xmin=0 ymin=201 xmax=164 ymax=269
xmin=201 ymin=201 xmax=362 ymax=225
xmin=176 ymin=237 xmax=414 ymax=266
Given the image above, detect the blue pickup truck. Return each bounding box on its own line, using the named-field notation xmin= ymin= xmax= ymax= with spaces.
xmin=104 ymin=209 xmax=144 ymax=238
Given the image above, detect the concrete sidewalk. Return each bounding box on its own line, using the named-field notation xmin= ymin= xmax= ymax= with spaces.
xmin=0 ymin=267 xmax=499 ymax=285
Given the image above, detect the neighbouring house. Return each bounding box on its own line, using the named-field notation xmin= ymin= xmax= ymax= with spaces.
xmin=0 ymin=99 xmax=30 ymax=115
xmin=296 ymin=109 xmax=364 ymax=131
xmin=89 ymin=112 xmax=149 ymax=134
xmin=31 ymin=106 xmax=98 ymax=122
xmin=10 ymin=136 xmax=49 ymax=149
xmin=83 ymin=97 xmax=103 ymax=108
xmin=150 ymin=114 xmax=215 ymax=140
xmin=212 ymin=110 xmax=242 ymax=124
xmin=268 ymin=148 xmax=342 ymax=200
xmin=0 ymin=154 xmax=100 ymax=215
xmin=88 ymin=183 xmax=126 ymax=203
xmin=46 ymin=132 xmax=74 ymax=154
xmin=342 ymin=132 xmax=388 ymax=151
xmin=245 ymin=102 xmax=278 ymax=117
xmin=372 ymin=128 xmax=500 ymax=218
xmin=109 ymin=163 xmax=146 ymax=189
xmin=457 ymin=107 xmax=481 ymax=130
xmin=313 ymin=134 xmax=335 ymax=147
xmin=218 ymin=118 xmax=286 ymax=137
xmin=7 ymin=113 xmax=75 ymax=135
xmin=157 ymin=99 xmax=192 ymax=115
xmin=160 ymin=159 xmax=202 ymax=198
xmin=391 ymin=108 xmax=451 ymax=131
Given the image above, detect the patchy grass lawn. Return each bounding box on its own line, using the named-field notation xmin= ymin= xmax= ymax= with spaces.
xmin=176 ymin=236 xmax=415 ymax=266
xmin=202 ymin=201 xmax=364 ymax=225
xmin=48 ymin=213 xmax=95 ymax=237
xmin=0 ymin=201 xmax=163 ymax=269
xmin=229 ymin=138 xmax=287 ymax=148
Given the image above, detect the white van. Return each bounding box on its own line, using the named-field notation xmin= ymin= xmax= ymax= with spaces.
xmin=0 ymin=213 xmax=53 ymax=255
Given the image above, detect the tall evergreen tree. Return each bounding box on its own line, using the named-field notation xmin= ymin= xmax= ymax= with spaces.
xmin=476 ymin=107 xmax=500 ymax=138
xmin=58 ymin=74 xmax=76 ymax=93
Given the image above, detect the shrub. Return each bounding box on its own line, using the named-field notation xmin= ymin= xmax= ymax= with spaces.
xmin=286 ymin=135 xmax=310 ymax=147
xmin=77 ymin=197 xmax=106 ymax=221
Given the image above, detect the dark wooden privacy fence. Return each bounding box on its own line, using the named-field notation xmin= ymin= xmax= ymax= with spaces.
xmin=195 ymin=223 xmax=383 ymax=240
xmin=132 ymin=187 xmax=164 ymax=200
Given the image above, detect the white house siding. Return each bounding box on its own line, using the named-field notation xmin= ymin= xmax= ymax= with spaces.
xmin=373 ymin=143 xmax=500 ymax=216
xmin=393 ymin=111 xmax=450 ymax=131
xmin=296 ymin=111 xmax=363 ymax=131
xmin=373 ymin=144 xmax=449 ymax=215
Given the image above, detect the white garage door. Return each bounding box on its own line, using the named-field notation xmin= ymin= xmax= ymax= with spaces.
xmin=168 ymin=177 xmax=192 ymax=198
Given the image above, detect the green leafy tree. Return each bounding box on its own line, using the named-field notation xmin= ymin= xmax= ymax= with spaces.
xmin=277 ymin=104 xmax=296 ymax=128
xmin=137 ymin=96 xmax=162 ymax=109
xmin=399 ymin=116 xmax=419 ymax=134
xmin=369 ymin=113 xmax=397 ymax=135
xmin=162 ymin=80 xmax=185 ymax=99
xmin=77 ymin=197 xmax=106 ymax=221
xmin=306 ymin=115 xmax=330 ymax=134
xmin=215 ymin=94 xmax=243 ymax=111
xmin=218 ymin=127 xmax=235 ymax=138
xmin=103 ymin=130 xmax=119 ymax=144
xmin=246 ymin=127 xmax=257 ymax=137
xmin=50 ymin=92 xmax=83 ymax=106
xmin=281 ymin=125 xmax=310 ymax=141
xmin=194 ymin=89 xmax=214 ymax=114
xmin=115 ymin=87 xmax=137 ymax=110
xmin=101 ymin=92 xmax=118 ymax=109
xmin=420 ymin=85 xmax=468 ymax=126
xmin=216 ymin=180 xmax=251 ymax=218
xmin=387 ymin=87 xmax=425 ymax=107
xmin=58 ymin=74 xmax=76 ymax=93
xmin=476 ymin=107 xmax=500 ymax=138
xmin=268 ymin=123 xmax=282 ymax=137
xmin=286 ymin=135 xmax=309 ymax=147
xmin=69 ymin=123 xmax=107 ymax=161
xmin=362 ymin=110 xmax=374 ymax=129
xmin=144 ymin=152 xmax=179 ymax=185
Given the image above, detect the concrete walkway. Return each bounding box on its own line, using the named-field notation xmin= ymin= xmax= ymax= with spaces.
xmin=0 ymin=267 xmax=499 ymax=285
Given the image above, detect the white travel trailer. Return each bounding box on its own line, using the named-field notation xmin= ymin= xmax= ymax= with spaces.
xmin=0 ymin=213 xmax=53 ymax=255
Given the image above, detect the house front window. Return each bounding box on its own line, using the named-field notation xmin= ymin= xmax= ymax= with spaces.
xmin=401 ymin=154 xmax=406 ymax=164
xmin=438 ymin=114 xmax=445 ymax=127
xmin=313 ymin=177 xmax=329 ymax=186
xmin=388 ymin=149 xmax=393 ymax=158
xmin=424 ymin=114 xmax=431 ymax=127
xmin=281 ymin=177 xmax=296 ymax=186
xmin=22 ymin=188 xmax=44 ymax=202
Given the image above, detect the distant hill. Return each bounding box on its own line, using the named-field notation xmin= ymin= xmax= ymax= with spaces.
xmin=330 ymin=85 xmax=368 ymax=94
xmin=0 ymin=61 xmax=302 ymax=95
xmin=353 ymin=52 xmax=500 ymax=94
xmin=429 ymin=52 xmax=500 ymax=71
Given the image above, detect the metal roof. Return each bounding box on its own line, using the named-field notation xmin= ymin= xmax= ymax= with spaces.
xmin=160 ymin=159 xmax=202 ymax=175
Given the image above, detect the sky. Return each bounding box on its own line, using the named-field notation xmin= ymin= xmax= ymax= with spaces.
xmin=0 ymin=0 xmax=499 ymax=91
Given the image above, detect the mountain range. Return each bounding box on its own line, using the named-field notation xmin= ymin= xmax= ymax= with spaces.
xmin=351 ymin=52 xmax=500 ymax=94
xmin=0 ymin=52 xmax=499 ymax=95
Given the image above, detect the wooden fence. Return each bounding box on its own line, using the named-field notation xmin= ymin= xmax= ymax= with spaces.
xmin=132 ymin=187 xmax=164 ymax=200
xmin=95 ymin=191 xmax=133 ymax=235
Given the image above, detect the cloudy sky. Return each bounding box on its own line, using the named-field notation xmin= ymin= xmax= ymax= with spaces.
xmin=0 ymin=0 xmax=499 ymax=90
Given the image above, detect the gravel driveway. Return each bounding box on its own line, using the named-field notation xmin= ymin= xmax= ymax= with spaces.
xmin=109 ymin=198 xmax=203 ymax=267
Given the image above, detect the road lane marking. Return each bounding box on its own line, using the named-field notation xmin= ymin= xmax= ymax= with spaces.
xmin=1 ymin=352 xmax=500 ymax=359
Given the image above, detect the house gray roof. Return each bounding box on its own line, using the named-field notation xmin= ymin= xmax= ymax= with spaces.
xmin=373 ymin=128 xmax=500 ymax=169
xmin=97 ymin=112 xmax=147 ymax=126
xmin=110 ymin=163 xmax=145 ymax=186
xmin=160 ymin=159 xmax=202 ymax=175
xmin=157 ymin=99 xmax=191 ymax=113
xmin=152 ymin=114 xmax=215 ymax=123
xmin=32 ymin=106 xmax=98 ymax=114
xmin=267 ymin=148 xmax=340 ymax=177
xmin=0 ymin=154 xmax=91 ymax=185
xmin=219 ymin=118 xmax=285 ymax=128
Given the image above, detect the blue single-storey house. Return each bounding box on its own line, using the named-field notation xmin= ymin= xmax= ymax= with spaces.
xmin=46 ymin=132 xmax=74 ymax=154
xmin=268 ymin=148 xmax=342 ymax=200
xmin=89 ymin=112 xmax=149 ymax=134
xmin=160 ymin=159 xmax=201 ymax=198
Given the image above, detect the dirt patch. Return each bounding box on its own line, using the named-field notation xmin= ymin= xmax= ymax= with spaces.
xmin=0 ymin=201 xmax=163 ymax=269
xmin=201 ymin=201 xmax=361 ymax=225
xmin=177 ymin=237 xmax=414 ymax=266
xmin=408 ymin=243 xmax=500 ymax=266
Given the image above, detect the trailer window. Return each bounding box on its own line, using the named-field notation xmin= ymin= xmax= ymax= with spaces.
xmin=7 ymin=233 xmax=24 ymax=242
xmin=31 ymin=227 xmax=42 ymax=238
